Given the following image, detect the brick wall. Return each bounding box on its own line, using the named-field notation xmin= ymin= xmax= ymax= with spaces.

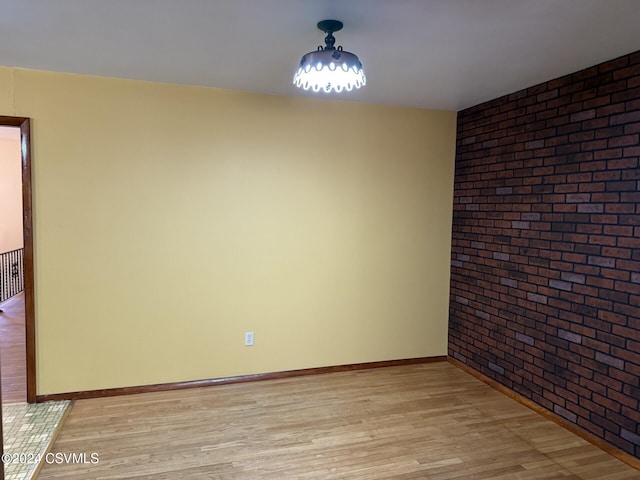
xmin=449 ymin=51 xmax=640 ymax=458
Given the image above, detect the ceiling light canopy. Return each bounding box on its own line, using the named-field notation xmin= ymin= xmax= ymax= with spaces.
xmin=293 ymin=20 xmax=366 ymax=94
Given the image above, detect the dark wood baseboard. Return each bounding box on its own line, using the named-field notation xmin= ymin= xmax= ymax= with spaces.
xmin=36 ymin=356 xmax=447 ymax=402
xmin=448 ymin=357 xmax=640 ymax=471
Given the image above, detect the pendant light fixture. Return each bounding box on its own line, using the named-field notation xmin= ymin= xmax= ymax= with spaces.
xmin=293 ymin=20 xmax=366 ymax=93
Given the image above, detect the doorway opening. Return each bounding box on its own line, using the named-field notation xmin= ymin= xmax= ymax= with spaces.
xmin=0 ymin=125 xmax=26 ymax=403
xmin=0 ymin=116 xmax=35 ymax=404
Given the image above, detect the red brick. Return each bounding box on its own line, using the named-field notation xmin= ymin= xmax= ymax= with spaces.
xmin=599 ymin=56 xmax=630 ymax=73
xmin=609 ymin=134 xmax=640 ymax=148
xmin=583 ymin=118 xmax=610 ymax=130
xmin=611 ymin=110 xmax=640 ymax=125
xmin=624 ymin=122 xmax=640 ymax=134
xmin=606 ymin=181 xmax=637 ymax=192
xmin=607 ymin=158 xmax=638 ymax=169
xmin=611 ymin=64 xmax=639 ymax=79
xmin=605 ymin=203 xmax=635 ymax=214
xmin=602 ymin=247 xmax=632 ymax=259
xmin=598 ymin=79 xmax=630 ymax=96
xmin=612 ymin=86 xmax=640 ymax=102
xmin=596 ymin=103 xmax=626 ymax=117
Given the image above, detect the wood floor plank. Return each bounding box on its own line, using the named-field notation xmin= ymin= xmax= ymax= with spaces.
xmin=37 ymin=363 xmax=639 ymax=479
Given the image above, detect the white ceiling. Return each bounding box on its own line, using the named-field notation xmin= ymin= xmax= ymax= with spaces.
xmin=1 ymin=0 xmax=639 ymax=111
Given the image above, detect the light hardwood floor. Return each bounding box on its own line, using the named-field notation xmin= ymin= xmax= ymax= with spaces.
xmin=37 ymin=362 xmax=638 ymax=479
xmin=0 ymin=293 xmax=26 ymax=403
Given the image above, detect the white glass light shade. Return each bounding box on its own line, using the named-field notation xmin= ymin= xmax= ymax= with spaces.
xmin=293 ymin=49 xmax=366 ymax=93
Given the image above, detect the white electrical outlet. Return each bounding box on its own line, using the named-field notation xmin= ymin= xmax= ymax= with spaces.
xmin=245 ymin=331 xmax=254 ymax=346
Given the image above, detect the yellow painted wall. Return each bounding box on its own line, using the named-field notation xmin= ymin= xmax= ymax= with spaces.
xmin=0 ymin=130 xmax=23 ymax=253
xmin=1 ymin=67 xmax=456 ymax=395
